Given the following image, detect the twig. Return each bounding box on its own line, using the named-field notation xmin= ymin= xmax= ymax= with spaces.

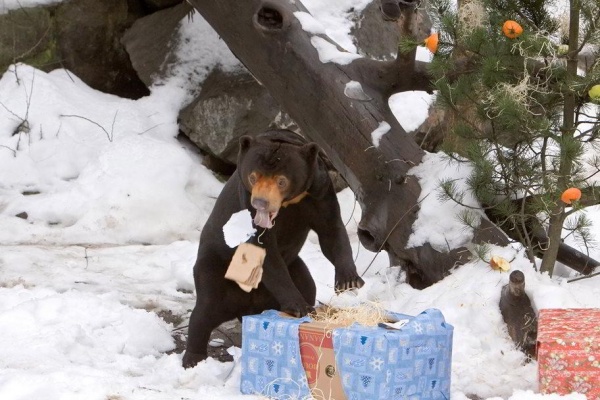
xmin=15 ymin=23 xmax=52 ymax=61
xmin=172 ymin=324 xmax=189 ymax=332
xmin=0 ymin=145 xmax=17 ymax=157
xmin=0 ymin=99 xmax=25 ymax=123
xmin=60 ymin=113 xmax=117 ymax=142
xmin=343 ymin=196 xmax=358 ymax=227
xmin=136 ymin=123 xmax=164 ymax=135
xmin=567 ymin=270 xmax=600 ymax=283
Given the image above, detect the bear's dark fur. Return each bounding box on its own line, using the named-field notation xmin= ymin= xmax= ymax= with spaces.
xmin=182 ymin=129 xmax=364 ymax=368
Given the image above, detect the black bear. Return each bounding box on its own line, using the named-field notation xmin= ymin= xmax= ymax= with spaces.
xmin=182 ymin=129 xmax=364 ymax=368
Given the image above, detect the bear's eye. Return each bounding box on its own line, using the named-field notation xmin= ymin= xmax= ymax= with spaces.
xmin=276 ymin=176 xmax=289 ymax=190
xmin=248 ymin=173 xmax=258 ymax=186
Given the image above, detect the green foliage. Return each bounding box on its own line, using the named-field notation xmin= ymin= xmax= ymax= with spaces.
xmin=427 ymin=0 xmax=600 ymax=275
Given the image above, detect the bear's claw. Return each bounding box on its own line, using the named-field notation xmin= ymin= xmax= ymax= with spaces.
xmin=281 ymin=302 xmax=315 ymax=318
xmin=334 ymin=273 xmax=365 ymax=293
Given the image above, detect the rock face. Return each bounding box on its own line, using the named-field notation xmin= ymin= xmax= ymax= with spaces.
xmin=122 ymin=2 xmax=289 ymax=162
xmin=54 ymin=0 xmax=149 ymax=99
xmin=121 ymin=2 xmax=193 ymax=87
xmin=179 ymin=69 xmax=295 ymax=165
xmin=0 ymin=7 xmax=57 ymax=72
xmin=0 ymin=0 xmax=149 ymax=99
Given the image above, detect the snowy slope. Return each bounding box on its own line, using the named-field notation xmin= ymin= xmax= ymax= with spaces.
xmin=0 ymin=1 xmax=598 ymax=400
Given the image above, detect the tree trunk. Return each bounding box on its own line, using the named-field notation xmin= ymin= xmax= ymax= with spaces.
xmin=187 ymin=0 xmax=510 ymax=287
xmin=540 ymin=2 xmax=580 ymax=276
xmin=499 ymin=270 xmax=537 ymax=360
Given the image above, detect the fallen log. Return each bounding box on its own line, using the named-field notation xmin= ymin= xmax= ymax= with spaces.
xmin=187 ymin=0 xmax=511 ymax=287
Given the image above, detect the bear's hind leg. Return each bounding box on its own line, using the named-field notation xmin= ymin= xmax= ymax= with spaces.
xmin=183 ymin=248 xmax=235 ymax=368
xmin=182 ymin=297 xmax=231 ymax=368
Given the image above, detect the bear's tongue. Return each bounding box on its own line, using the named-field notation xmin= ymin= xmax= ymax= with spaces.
xmin=254 ymin=210 xmax=277 ymax=229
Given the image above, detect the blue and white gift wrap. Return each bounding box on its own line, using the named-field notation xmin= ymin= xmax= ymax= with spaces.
xmin=240 ymin=308 xmax=453 ymax=399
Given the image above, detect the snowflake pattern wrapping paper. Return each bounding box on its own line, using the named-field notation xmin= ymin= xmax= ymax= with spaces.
xmin=240 ymin=308 xmax=453 ymax=399
xmin=537 ymin=308 xmax=600 ymax=399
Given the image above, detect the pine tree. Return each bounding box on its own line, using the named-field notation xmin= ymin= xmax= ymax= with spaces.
xmin=414 ymin=0 xmax=600 ymax=276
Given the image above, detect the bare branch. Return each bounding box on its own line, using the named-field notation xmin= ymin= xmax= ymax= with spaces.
xmin=60 ymin=113 xmax=117 ymax=142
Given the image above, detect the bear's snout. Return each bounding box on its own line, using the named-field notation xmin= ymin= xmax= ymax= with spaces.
xmin=251 ymin=196 xmax=279 ymax=229
xmin=251 ymin=197 xmax=269 ymax=211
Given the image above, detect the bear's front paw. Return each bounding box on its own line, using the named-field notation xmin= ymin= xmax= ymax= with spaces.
xmin=281 ymin=301 xmax=314 ymax=318
xmin=335 ymin=272 xmax=365 ymax=293
xmin=182 ymin=350 xmax=208 ymax=369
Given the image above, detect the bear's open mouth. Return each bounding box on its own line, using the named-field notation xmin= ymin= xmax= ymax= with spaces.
xmin=254 ymin=209 xmax=278 ymax=229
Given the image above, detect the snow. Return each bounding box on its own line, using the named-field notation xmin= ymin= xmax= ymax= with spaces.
xmin=407 ymin=152 xmax=482 ymax=251
xmin=302 ymin=0 xmax=372 ymax=52
xmin=344 ymin=80 xmax=372 ymax=101
xmin=0 ymin=0 xmax=64 ymax=13
xmin=0 ymin=2 xmax=599 ymax=400
xmin=310 ymin=36 xmax=362 ymax=65
xmin=157 ymin=15 xmax=242 ymax=104
xmin=389 ymin=91 xmax=436 ymax=132
xmin=294 ymin=12 xmax=327 ymax=35
xmin=223 ymin=210 xmax=257 ymax=248
xmin=299 ymin=0 xmax=371 ymax=65
xmin=370 ymin=121 xmax=391 ymax=148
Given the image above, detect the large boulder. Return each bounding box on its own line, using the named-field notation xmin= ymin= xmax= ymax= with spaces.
xmin=54 ymin=0 xmax=149 ymax=98
xmin=0 ymin=0 xmax=149 ymax=99
xmin=0 ymin=7 xmax=58 ymax=73
xmin=179 ymin=68 xmax=295 ymax=165
xmin=122 ymin=2 xmax=292 ymax=163
xmin=121 ymin=2 xmax=193 ymax=87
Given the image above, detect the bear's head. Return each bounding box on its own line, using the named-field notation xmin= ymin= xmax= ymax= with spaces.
xmin=237 ymin=134 xmax=323 ymax=229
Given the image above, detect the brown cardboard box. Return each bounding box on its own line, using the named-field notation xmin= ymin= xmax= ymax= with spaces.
xmin=299 ymin=321 xmax=346 ymax=400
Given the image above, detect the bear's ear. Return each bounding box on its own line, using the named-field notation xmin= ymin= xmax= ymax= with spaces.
xmin=238 ymin=135 xmax=253 ymax=162
xmin=239 ymin=135 xmax=253 ymax=152
xmin=302 ymin=143 xmax=329 ymax=199
xmin=302 ymin=143 xmax=320 ymax=168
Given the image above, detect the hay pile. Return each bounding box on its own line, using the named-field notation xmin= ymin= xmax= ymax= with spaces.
xmin=309 ymin=303 xmax=391 ymax=327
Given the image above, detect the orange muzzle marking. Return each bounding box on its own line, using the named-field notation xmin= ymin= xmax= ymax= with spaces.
xmin=252 ymin=177 xmax=284 ymax=211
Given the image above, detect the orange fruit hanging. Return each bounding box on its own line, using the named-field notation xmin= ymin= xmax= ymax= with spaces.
xmin=424 ymin=33 xmax=439 ymax=54
xmin=502 ymin=20 xmax=523 ymax=39
xmin=561 ymin=187 xmax=582 ymax=204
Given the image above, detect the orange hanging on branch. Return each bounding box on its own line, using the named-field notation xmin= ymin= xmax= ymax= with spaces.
xmin=561 ymin=187 xmax=582 ymax=204
xmin=502 ymin=20 xmax=523 ymax=39
xmin=424 ymin=33 xmax=439 ymax=54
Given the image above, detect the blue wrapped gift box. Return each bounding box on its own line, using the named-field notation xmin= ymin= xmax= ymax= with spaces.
xmin=240 ymin=308 xmax=453 ymax=400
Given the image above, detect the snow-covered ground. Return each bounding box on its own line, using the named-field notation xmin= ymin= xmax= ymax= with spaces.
xmin=1 ymin=1 xmax=598 ymax=399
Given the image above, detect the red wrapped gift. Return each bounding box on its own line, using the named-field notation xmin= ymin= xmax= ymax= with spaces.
xmin=537 ymin=308 xmax=600 ymax=399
